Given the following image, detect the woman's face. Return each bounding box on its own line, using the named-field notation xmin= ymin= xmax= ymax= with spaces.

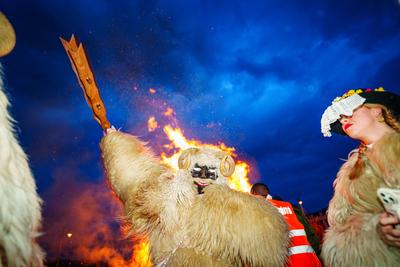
xmin=339 ymin=105 xmax=379 ymax=140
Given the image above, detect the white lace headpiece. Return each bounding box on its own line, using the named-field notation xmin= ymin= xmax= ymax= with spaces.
xmin=320 ymin=93 xmax=366 ymax=137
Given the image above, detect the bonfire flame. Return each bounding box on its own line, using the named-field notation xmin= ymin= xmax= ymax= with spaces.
xmin=229 ymin=161 xmax=251 ymax=192
xmin=132 ymin=242 xmax=151 ymax=267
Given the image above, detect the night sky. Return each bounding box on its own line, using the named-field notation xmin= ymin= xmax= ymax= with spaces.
xmin=1 ymin=0 xmax=400 ymax=263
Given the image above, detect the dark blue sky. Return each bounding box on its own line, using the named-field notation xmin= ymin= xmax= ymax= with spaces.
xmin=1 ymin=0 xmax=400 ymax=261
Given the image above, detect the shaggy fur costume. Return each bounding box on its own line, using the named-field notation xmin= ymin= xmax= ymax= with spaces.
xmin=0 ymin=64 xmax=44 ymax=266
xmin=322 ymin=132 xmax=400 ymax=267
xmin=100 ymin=130 xmax=290 ymax=267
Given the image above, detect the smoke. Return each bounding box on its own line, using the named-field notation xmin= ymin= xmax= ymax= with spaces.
xmin=39 ymin=166 xmax=135 ymax=266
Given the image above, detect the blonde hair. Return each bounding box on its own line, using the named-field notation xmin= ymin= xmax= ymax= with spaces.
xmin=363 ymin=103 xmax=400 ymax=132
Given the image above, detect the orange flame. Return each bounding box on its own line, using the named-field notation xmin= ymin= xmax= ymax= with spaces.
xmin=147 ymin=116 xmax=159 ymax=132
xmin=228 ymin=161 xmax=251 ymax=192
xmin=132 ymin=242 xmax=151 ymax=267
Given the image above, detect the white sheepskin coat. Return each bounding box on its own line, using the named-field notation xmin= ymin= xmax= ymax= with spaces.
xmin=100 ymin=130 xmax=290 ymax=267
xmin=0 ymin=64 xmax=44 ymax=267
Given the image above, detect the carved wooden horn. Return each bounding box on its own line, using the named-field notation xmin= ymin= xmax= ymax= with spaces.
xmin=220 ymin=155 xmax=235 ymax=177
xmin=178 ymin=148 xmax=199 ymax=170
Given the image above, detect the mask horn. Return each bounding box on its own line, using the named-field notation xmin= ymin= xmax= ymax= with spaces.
xmin=220 ymin=155 xmax=235 ymax=177
xmin=0 ymin=12 xmax=16 ymax=57
xmin=178 ymin=148 xmax=199 ymax=170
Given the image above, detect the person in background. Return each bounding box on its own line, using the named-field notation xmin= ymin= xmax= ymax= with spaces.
xmin=291 ymin=202 xmax=322 ymax=257
xmin=251 ymin=183 xmax=322 ymax=267
xmin=250 ymin=182 xmax=273 ymax=199
xmin=320 ymin=87 xmax=400 ymax=266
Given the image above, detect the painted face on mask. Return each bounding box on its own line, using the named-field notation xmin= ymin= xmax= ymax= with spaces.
xmin=190 ymin=163 xmax=218 ymax=194
xmin=178 ymin=147 xmax=235 ymax=194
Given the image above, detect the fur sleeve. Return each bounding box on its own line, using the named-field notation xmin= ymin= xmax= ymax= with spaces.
xmin=367 ymin=132 xmax=400 ymax=187
xmin=99 ymin=130 xmax=168 ymax=201
xmin=99 ymin=131 xmax=194 ymax=241
xmin=187 ymin=185 xmax=289 ymax=267
xmin=326 ymin=153 xmax=358 ymax=226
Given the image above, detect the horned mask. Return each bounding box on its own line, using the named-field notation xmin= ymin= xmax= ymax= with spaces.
xmin=178 ymin=147 xmax=235 ymax=193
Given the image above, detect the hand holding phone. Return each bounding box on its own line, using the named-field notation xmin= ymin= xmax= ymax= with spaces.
xmin=377 ymin=188 xmax=400 ymax=225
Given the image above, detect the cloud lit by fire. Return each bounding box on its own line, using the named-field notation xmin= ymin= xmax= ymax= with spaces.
xmin=39 ymin=171 xmax=135 ymax=266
